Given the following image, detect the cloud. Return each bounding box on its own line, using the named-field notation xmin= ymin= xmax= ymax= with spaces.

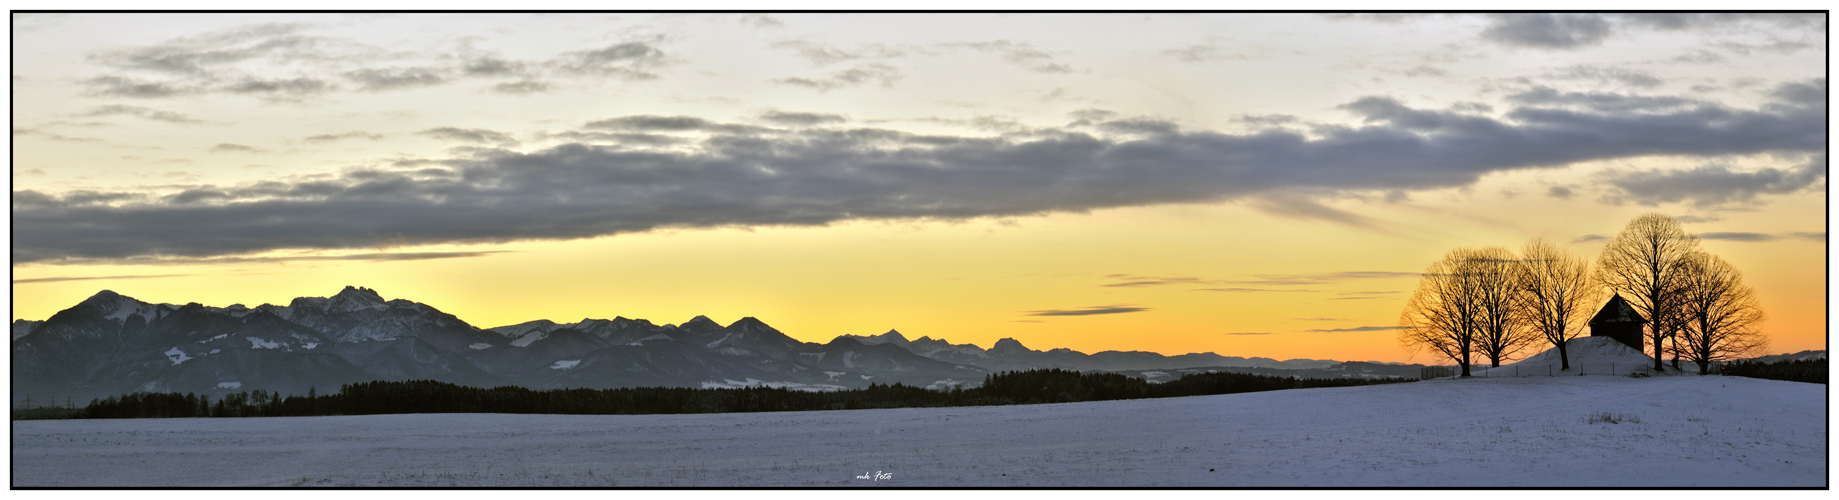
xmin=774 ymin=64 xmax=902 ymax=92
xmin=948 ymin=40 xmax=1073 ymax=73
xmin=1571 ymin=234 xmax=1609 ymax=244
xmin=14 ymin=274 xmax=194 ymax=284
xmin=1229 ymin=272 xmax=1419 ymax=286
xmin=1543 ymin=65 xmax=1664 ymax=88
xmin=1024 ymin=305 xmax=1150 ymax=317
xmin=303 ymin=131 xmax=385 ymax=144
xmin=1770 ymin=80 xmax=1827 ymax=105
xmin=13 ymin=129 xmax=103 ymax=143
xmin=344 ymin=67 xmax=447 ymax=91
xmin=759 ymin=110 xmax=847 ymax=126
xmin=1604 ymin=154 xmax=1826 ymax=207
xmin=1507 ymin=87 xmax=1695 ymax=112
xmin=23 ymin=251 xmax=509 ymax=267
xmin=1614 ymin=13 xmax=1826 ymax=31
xmin=586 ymin=115 xmax=715 ymax=132
xmin=1694 ymin=231 xmax=1826 ymax=243
xmin=1478 ymin=12 xmax=1610 ymax=48
xmin=1304 ymin=325 xmax=1407 ymax=333
xmin=210 ymin=143 xmax=260 ymax=153
xmin=1482 ymin=14 xmax=1612 ymax=49
xmin=461 ymin=56 xmax=525 ymax=77
xmin=11 ymin=91 xmax=1825 ymax=263
xmin=739 ymin=14 xmax=784 ymax=28
xmin=223 ymin=76 xmax=335 ymax=99
xmin=1100 ymin=274 xmax=1203 ymax=287
xmin=1695 ymin=232 xmax=1777 ymax=242
xmin=492 ymin=80 xmax=552 ymax=94
xmin=88 ymin=22 xmax=328 ymax=76
xmin=1547 ymin=186 xmax=1575 ymax=199
xmin=419 ymin=127 xmax=517 ymax=145
xmin=85 ymin=76 xmax=200 ymax=98
xmin=555 ymin=41 xmax=665 ymax=80
xmin=1403 ymin=65 xmax=1447 ymax=77
xmin=1245 ymin=193 xmax=1383 ymax=230
xmin=85 ymin=105 xmax=203 ymax=124
xmin=1162 ymin=44 xmax=1245 ymax=63
xmin=1329 ymin=291 xmax=1402 ymax=301
xmin=771 ymin=40 xmax=908 ymax=66
xmin=1192 ymin=288 xmax=1320 ymax=293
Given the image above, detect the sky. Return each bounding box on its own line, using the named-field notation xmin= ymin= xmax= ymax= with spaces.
xmin=9 ymin=13 xmax=1828 ymax=364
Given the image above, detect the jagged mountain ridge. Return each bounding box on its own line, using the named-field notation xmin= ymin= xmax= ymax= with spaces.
xmin=15 ymin=287 xmax=1393 ymax=406
xmin=11 ymin=287 xmax=989 ymax=404
xmin=842 ymin=330 xmax=1341 ymax=372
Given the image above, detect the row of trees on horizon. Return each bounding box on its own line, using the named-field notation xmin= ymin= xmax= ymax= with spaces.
xmin=67 ymin=369 xmax=1414 ymax=419
xmin=1399 ymin=213 xmax=1767 ymax=377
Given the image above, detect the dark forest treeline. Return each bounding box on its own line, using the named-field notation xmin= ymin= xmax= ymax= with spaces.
xmin=69 ymin=369 xmax=1412 ymax=419
xmin=1719 ymin=358 xmax=1827 ymax=384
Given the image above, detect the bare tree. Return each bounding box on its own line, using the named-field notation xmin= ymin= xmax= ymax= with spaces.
xmin=1472 ymin=247 xmax=1540 ymax=367
xmin=1596 ymin=213 xmax=1701 ymax=371
xmin=1675 ymin=252 xmax=1767 ymax=374
xmin=1516 ymin=239 xmax=1603 ymax=371
xmin=1399 ymin=248 xmax=1483 ymax=377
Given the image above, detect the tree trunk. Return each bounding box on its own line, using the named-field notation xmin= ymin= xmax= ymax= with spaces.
xmin=1460 ymin=361 xmax=1471 ymax=377
xmin=1557 ymin=344 xmax=1571 ymax=370
xmin=1696 ymin=360 xmax=1709 ymax=375
xmin=1652 ymin=330 xmax=1664 ymax=370
xmin=1669 ymin=334 xmax=1681 ymax=370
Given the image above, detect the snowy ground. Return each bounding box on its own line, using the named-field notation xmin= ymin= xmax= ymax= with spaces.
xmin=11 ymin=375 xmax=1824 ymax=487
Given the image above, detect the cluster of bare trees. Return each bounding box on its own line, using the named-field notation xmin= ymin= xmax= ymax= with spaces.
xmin=1598 ymin=214 xmax=1767 ymax=374
xmin=1401 ymin=213 xmax=1766 ymax=377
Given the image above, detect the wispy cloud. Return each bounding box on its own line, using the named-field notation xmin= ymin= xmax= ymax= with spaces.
xmin=303 ymin=131 xmax=385 ymax=144
xmin=773 ymin=64 xmax=902 ymax=92
xmin=1192 ymin=288 xmax=1321 ymax=293
xmin=946 ymin=40 xmax=1074 ymax=73
xmin=1696 ymin=232 xmax=1777 ymax=242
xmin=420 ymin=127 xmax=518 ymax=145
xmin=210 ymin=143 xmax=261 ymax=153
xmin=1227 ymin=271 xmax=1419 ymax=286
xmin=1696 ymin=231 xmax=1828 ymax=243
xmin=14 ymin=274 xmax=194 ymax=284
xmin=1245 ymin=193 xmax=1384 ymax=230
xmin=1304 ymin=325 xmax=1407 ymax=333
xmin=1100 ymin=274 xmax=1205 ymax=287
xmin=85 ymin=104 xmax=203 ymax=124
xmin=1024 ymin=305 xmax=1150 ymax=317
xmin=1603 ymin=151 xmax=1827 ymax=208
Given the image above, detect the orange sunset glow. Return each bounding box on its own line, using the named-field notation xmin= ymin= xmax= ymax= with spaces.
xmin=11 ymin=13 xmax=1826 ymax=365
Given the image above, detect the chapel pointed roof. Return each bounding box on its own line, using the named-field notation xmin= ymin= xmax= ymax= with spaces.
xmin=1588 ymin=294 xmax=1647 ymax=325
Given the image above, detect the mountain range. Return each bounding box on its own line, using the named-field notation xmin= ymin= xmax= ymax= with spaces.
xmin=13 ymin=286 xmax=1405 ymax=406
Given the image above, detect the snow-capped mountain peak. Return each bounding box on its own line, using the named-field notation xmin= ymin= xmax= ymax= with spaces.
xmin=329 ymin=286 xmax=388 ymax=312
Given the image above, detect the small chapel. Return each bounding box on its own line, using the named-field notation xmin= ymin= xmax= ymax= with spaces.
xmin=1587 ymin=294 xmax=1646 ymax=351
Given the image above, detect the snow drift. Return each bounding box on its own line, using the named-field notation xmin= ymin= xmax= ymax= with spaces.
xmin=1473 ymin=336 xmax=1662 ymax=377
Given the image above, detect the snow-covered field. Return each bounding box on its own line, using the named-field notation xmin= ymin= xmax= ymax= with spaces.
xmin=11 ymin=375 xmax=1824 ymax=487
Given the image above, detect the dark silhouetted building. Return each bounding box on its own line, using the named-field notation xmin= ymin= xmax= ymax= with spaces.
xmin=1588 ymin=294 xmax=1646 ymax=351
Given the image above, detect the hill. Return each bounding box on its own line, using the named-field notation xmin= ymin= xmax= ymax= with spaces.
xmin=11 ymin=375 xmax=1823 ymax=486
